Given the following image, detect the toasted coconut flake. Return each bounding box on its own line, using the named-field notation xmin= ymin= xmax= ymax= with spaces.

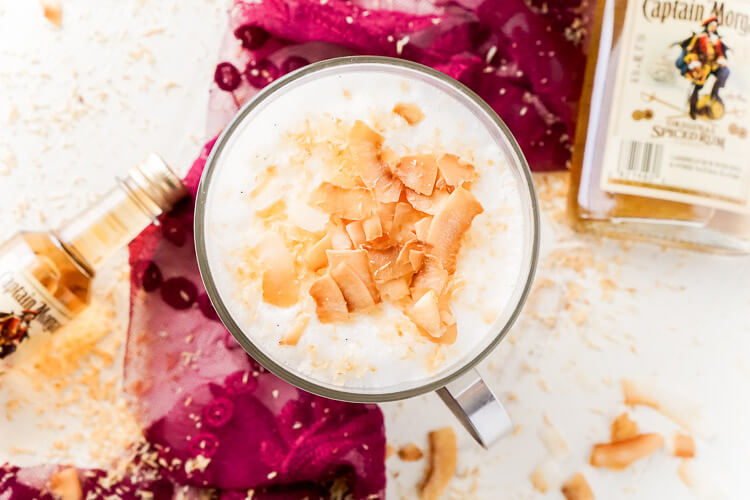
xmin=433 ymin=323 xmax=457 ymax=344
xmin=420 ymin=427 xmax=457 ymax=500
xmin=405 ymin=188 xmax=449 ymax=215
xmin=434 ymin=174 xmax=448 ymax=192
xmin=437 ymin=154 xmax=477 ymax=186
xmin=309 ymin=275 xmax=348 ymax=323
xmin=414 ymin=217 xmax=432 ymax=241
xmin=411 ymin=257 xmax=449 ymax=301
xmin=439 ymin=307 xmax=455 ymax=326
xmin=678 ymin=459 xmax=694 ymax=487
xmin=590 ymin=433 xmax=663 ymax=470
xmin=539 ymin=418 xmax=570 ymax=458
xmin=280 ymin=314 xmax=310 ymax=346
xmin=328 ymin=223 xmax=354 ymax=250
xmin=331 ymin=262 xmax=376 ymax=312
xmin=371 ymin=252 xmax=412 ymax=283
xmin=378 ymin=278 xmax=411 ymax=301
xmin=377 ymin=202 xmax=397 ymax=235
xmin=349 ymin=120 xmax=402 ymax=202
xmin=305 ymin=233 xmax=332 ymax=271
xmin=393 ymin=103 xmax=425 ymax=125
xmin=621 ymin=379 xmax=698 ymax=432
xmin=398 ymin=443 xmax=424 ymax=461
xmin=257 ymin=234 xmax=299 ymax=307
xmin=409 ymin=290 xmax=442 ymax=337
xmin=392 ymin=202 xmax=424 ymax=242
xmin=377 ymin=176 xmax=403 ymax=203
xmin=561 ymin=473 xmax=593 ymax=500
xmin=345 ymin=220 xmax=366 ymax=248
xmin=381 ymin=146 xmax=399 ymax=167
xmin=362 ymin=215 xmax=383 ymax=241
xmin=409 ymin=249 xmax=425 ymax=272
xmin=40 ymin=0 xmax=62 ymax=27
xmin=366 ymin=246 xmax=399 ymax=276
xmin=529 ymin=466 xmax=549 ymax=493
xmin=673 ymin=434 xmax=695 ymax=458
xmin=396 ymin=239 xmax=421 ymax=268
xmin=327 ymin=249 xmax=379 ymax=301
xmin=49 ymin=468 xmax=82 ymax=500
xmin=393 ymin=155 xmax=438 ymax=195
xmin=289 ymin=201 xmax=328 ymax=232
xmin=677 ymin=459 xmax=718 ymax=492
xmin=310 ymin=182 xmax=376 ymax=220
xmin=622 ymin=379 xmax=660 ymax=409
xmin=611 ymin=413 xmax=638 ymax=442
xmin=383 ymin=261 xmax=415 ymax=282
xmin=350 ymin=120 xmax=383 ymax=152
xmin=256 ymin=199 xmax=287 ymax=222
xmin=249 ymin=165 xmax=279 ymax=198
xmin=426 ymin=187 xmax=483 ymax=272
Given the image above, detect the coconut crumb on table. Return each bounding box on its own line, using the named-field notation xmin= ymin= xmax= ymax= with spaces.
xmin=538 ymin=416 xmax=569 ymax=458
xmin=446 ymin=466 xmax=481 ymax=499
xmin=610 ymin=413 xmax=638 ymax=442
xmin=590 ymin=433 xmax=663 ymax=470
xmin=2 ymin=299 xmax=141 ymax=466
xmin=529 ymin=466 xmax=549 ymax=493
xmin=419 ymin=427 xmax=457 ymax=500
xmin=673 ymin=433 xmax=695 ymax=458
xmin=397 ymin=443 xmax=424 ymax=461
xmin=8 ymin=446 xmax=34 ymax=455
xmin=49 ymin=467 xmax=82 ymax=500
xmin=620 ymin=378 xmax=698 ymax=431
xmin=561 ymin=473 xmax=594 ymax=500
xmin=39 ymin=0 xmax=62 ymax=27
xmin=532 ymin=172 xmax=570 ymax=224
xmin=678 ymin=459 xmax=694 ymax=487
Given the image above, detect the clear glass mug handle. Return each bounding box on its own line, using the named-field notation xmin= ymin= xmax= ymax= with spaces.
xmin=436 ymin=368 xmax=512 ymax=448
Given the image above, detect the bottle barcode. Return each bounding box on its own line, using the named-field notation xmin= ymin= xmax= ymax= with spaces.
xmin=618 ymin=141 xmax=663 ymax=180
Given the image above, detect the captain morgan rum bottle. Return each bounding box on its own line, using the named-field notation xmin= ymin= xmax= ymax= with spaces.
xmin=569 ymin=0 xmax=750 ymax=253
xmin=0 ymin=154 xmax=186 ymax=360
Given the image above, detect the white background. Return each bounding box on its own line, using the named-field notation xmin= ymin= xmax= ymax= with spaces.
xmin=1 ymin=1 xmax=749 ymax=499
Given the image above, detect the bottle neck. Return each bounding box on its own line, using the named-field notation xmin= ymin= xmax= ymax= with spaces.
xmin=56 ymin=181 xmax=158 ymax=274
xmin=54 ymin=154 xmax=186 ymax=275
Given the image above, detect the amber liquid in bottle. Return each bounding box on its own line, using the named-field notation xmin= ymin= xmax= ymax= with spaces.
xmin=569 ymin=0 xmax=750 ymax=253
xmin=0 ymin=154 xmax=186 ymax=359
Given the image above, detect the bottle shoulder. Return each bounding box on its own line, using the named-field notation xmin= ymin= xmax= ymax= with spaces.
xmin=1 ymin=232 xmax=91 ymax=313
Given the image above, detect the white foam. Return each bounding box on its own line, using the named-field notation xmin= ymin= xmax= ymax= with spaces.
xmin=204 ymin=65 xmax=527 ymax=391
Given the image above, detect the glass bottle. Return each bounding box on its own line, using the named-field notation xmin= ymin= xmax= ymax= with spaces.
xmin=0 ymin=154 xmax=187 ymax=358
xmin=569 ymin=0 xmax=750 ymax=253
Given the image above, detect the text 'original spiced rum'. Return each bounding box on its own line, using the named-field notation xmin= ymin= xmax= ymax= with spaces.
xmin=0 ymin=154 xmax=186 ymax=359
xmin=569 ymin=0 xmax=750 ymax=253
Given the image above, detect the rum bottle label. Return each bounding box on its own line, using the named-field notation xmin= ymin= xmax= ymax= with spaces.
xmin=600 ymin=1 xmax=750 ymax=214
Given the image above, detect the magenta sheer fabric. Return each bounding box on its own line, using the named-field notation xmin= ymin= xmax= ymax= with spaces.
xmin=209 ymin=0 xmax=593 ymax=171
xmin=1 ymin=1 xmax=593 ymax=498
xmin=124 ymin=141 xmax=386 ymax=499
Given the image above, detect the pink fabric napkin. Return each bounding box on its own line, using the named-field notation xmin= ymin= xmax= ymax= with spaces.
xmin=123 ymin=140 xmax=385 ymax=499
xmin=209 ymin=0 xmax=594 ymax=171
xmin=1 ymin=1 xmax=592 ymax=498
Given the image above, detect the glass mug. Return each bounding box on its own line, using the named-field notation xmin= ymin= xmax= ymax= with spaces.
xmin=194 ymin=57 xmax=540 ymax=448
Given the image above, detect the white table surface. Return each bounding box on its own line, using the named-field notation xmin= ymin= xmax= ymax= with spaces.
xmin=1 ymin=2 xmax=749 ymax=499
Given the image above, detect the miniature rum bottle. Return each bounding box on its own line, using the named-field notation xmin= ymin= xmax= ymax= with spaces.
xmin=0 ymin=154 xmax=186 ymax=358
xmin=569 ymin=0 xmax=750 ymax=253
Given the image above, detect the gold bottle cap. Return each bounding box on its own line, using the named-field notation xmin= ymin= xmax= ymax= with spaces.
xmin=122 ymin=154 xmax=188 ymax=218
xmin=57 ymin=154 xmax=188 ymax=275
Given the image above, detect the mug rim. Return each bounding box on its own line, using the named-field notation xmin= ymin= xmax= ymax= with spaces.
xmin=194 ymin=56 xmax=540 ymax=403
